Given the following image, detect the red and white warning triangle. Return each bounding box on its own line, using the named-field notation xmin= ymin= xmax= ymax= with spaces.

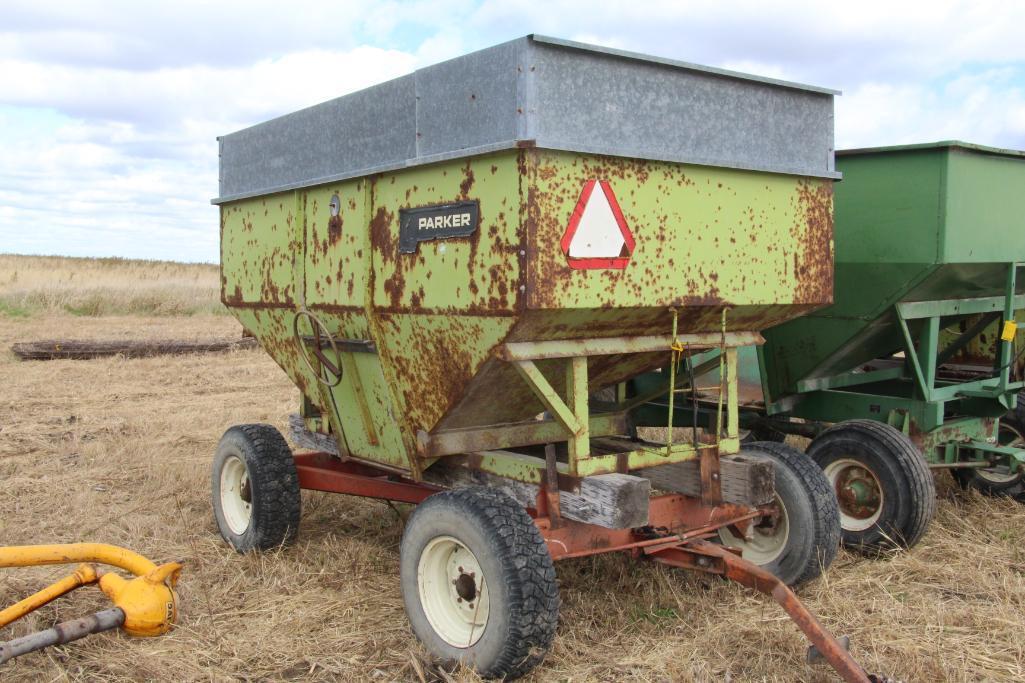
xmin=560 ymin=179 xmax=634 ymax=269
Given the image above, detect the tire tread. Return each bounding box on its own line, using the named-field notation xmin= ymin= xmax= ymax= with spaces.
xmin=404 ymin=487 xmax=559 ymax=680
xmin=747 ymin=441 xmax=840 ymax=585
xmin=213 ymin=424 xmax=301 ymax=552
xmin=809 ymin=420 xmax=934 ymax=550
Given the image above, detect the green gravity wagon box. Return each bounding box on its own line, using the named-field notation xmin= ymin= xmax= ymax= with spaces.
xmin=210 ymin=36 xmax=879 ymax=682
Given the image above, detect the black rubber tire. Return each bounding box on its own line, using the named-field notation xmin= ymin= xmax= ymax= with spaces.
xmin=953 ymin=417 xmax=1025 ymax=497
xmin=719 ymin=442 xmax=840 ymax=587
xmin=400 ymin=487 xmax=560 ymax=680
xmin=808 ymin=420 xmax=935 ymax=552
xmin=211 ymin=424 xmax=301 ymax=552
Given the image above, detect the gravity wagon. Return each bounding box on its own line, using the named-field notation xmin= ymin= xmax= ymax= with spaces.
xmin=210 ymin=36 xmax=880 ymax=681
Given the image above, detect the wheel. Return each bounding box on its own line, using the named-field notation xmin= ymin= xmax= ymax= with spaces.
xmin=212 ymin=424 xmax=301 ymax=552
xmin=807 ymin=420 xmax=935 ymax=551
xmin=718 ymin=442 xmax=840 ymax=587
xmin=953 ymin=418 xmax=1025 ymax=497
xmin=400 ymin=487 xmax=560 ymax=680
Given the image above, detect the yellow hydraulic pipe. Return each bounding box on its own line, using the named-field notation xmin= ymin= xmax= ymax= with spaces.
xmin=0 ymin=544 xmax=182 ymax=637
xmin=0 ymin=564 xmax=98 ymax=629
xmin=0 ymin=543 xmax=158 ymax=577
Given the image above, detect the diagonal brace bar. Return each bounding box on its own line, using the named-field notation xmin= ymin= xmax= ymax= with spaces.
xmin=513 ymin=360 xmax=582 ymax=434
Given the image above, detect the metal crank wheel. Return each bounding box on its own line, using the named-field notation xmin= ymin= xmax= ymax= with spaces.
xmin=293 ymin=308 xmax=343 ymax=387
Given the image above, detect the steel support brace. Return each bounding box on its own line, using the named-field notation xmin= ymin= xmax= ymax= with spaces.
xmin=294 ymin=452 xmax=442 ymax=503
xmin=513 ymin=357 xmax=590 ymax=475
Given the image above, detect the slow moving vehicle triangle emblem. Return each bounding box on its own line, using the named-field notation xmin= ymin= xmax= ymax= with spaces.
xmin=560 ymin=179 xmax=635 ymax=269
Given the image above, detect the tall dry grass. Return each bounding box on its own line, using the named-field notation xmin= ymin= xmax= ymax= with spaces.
xmin=3 ymin=313 xmax=1025 ymax=682
xmin=0 ymin=254 xmax=224 ymax=317
xmin=1 ymin=258 xmax=1025 ymax=681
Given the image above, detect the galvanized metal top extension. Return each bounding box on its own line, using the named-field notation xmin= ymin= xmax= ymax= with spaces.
xmin=214 ymin=34 xmax=839 ymax=204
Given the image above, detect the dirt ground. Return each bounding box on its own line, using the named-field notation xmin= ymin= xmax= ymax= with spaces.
xmin=2 ymin=312 xmax=1025 ymax=682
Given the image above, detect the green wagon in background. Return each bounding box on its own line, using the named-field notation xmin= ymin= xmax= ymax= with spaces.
xmin=642 ymin=142 xmax=1025 ymax=550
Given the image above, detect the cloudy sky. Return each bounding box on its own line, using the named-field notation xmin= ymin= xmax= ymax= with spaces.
xmin=2 ymin=0 xmax=1024 ymax=263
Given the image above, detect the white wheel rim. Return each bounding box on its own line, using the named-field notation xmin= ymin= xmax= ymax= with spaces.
xmin=823 ymin=458 xmax=883 ymax=532
xmin=718 ymin=493 xmax=790 ymax=565
xmin=220 ymin=455 xmax=252 ymax=535
xmin=417 ymin=536 xmax=490 ymax=648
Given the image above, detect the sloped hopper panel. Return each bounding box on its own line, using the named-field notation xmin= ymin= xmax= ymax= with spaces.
xmin=761 ymin=142 xmax=1025 ymax=400
xmin=365 ymin=148 xmax=833 ymax=437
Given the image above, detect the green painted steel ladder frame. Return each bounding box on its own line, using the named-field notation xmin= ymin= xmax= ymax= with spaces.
xmin=769 ymin=262 xmax=1025 ymax=470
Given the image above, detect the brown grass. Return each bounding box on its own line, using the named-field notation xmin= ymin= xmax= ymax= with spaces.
xmin=2 ymin=262 xmax=1025 ymax=681
xmin=0 ymin=254 xmax=224 ymax=317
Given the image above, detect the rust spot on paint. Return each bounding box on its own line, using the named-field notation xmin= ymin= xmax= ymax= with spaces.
xmin=791 ymin=180 xmax=834 ymax=306
xmin=328 ymin=214 xmax=343 ymax=244
xmin=460 ymin=161 xmax=475 ymax=198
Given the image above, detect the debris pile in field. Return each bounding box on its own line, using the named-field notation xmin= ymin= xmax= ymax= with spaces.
xmin=10 ymin=337 xmax=257 ymax=360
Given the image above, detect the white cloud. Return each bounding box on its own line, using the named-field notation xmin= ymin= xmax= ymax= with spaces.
xmin=1 ymin=1 xmax=1024 ymax=261
xmin=0 ymin=44 xmax=419 ymax=261
xmin=836 ymin=70 xmax=1025 ymax=148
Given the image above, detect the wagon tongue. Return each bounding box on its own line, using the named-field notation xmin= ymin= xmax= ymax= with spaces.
xmin=648 ymin=539 xmax=877 ymax=683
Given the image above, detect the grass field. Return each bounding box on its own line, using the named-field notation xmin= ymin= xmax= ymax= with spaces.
xmin=2 ymin=255 xmax=1025 ymax=681
xmin=0 ymin=254 xmax=223 ymax=317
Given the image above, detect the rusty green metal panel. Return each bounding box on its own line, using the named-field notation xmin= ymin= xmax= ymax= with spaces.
xmin=220 ymin=147 xmax=832 ymax=480
xmin=304 ymin=179 xmax=370 ymax=311
xmin=522 ymin=149 xmax=833 ymax=326
xmin=221 ymin=192 xmax=298 ymax=306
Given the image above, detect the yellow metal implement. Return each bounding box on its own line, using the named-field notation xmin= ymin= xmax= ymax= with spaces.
xmin=0 ymin=543 xmax=181 ymax=664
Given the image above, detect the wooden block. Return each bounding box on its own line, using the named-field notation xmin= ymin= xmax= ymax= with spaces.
xmin=424 ymin=458 xmax=650 ymax=529
xmin=635 ymin=454 xmax=775 ymax=506
xmin=288 ymin=414 xmax=339 ymax=454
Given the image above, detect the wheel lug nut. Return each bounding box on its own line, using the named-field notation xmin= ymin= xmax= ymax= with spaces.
xmin=457 ymin=598 xmax=462 ymax=603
